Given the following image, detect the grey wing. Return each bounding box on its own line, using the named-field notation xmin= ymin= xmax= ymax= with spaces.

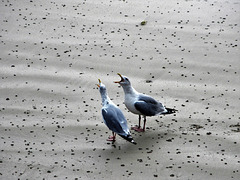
xmin=102 ymin=105 xmax=130 ymax=136
xmin=114 ymin=107 xmax=131 ymax=134
xmin=135 ymin=94 xmax=167 ymax=116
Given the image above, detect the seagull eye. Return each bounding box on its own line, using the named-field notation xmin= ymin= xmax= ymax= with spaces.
xmin=125 ymin=78 xmax=129 ymax=81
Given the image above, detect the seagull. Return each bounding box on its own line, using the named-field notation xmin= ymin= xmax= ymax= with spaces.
xmin=115 ymin=73 xmax=177 ymax=132
xmin=97 ymin=79 xmax=136 ymax=144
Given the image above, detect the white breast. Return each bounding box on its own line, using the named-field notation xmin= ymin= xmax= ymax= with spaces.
xmin=124 ymin=94 xmax=142 ymax=115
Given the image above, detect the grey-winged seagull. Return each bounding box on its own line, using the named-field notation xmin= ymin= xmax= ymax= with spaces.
xmin=115 ymin=73 xmax=177 ymax=132
xmin=97 ymin=79 xmax=136 ymax=144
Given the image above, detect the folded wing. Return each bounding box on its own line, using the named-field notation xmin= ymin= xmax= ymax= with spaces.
xmin=134 ymin=94 xmax=167 ymax=116
xmin=102 ymin=104 xmax=130 ymax=136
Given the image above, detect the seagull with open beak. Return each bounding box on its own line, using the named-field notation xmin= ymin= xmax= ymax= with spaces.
xmin=97 ymin=79 xmax=136 ymax=144
xmin=115 ymin=73 xmax=177 ymax=132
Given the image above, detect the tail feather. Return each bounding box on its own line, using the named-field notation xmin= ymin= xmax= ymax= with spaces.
xmin=119 ymin=134 xmax=137 ymax=145
xmin=162 ymin=107 xmax=178 ymax=115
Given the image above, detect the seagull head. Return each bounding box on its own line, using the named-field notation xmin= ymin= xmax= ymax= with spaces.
xmin=97 ymin=79 xmax=110 ymax=105
xmin=114 ymin=73 xmax=131 ymax=86
xmin=97 ymin=79 xmax=107 ymax=94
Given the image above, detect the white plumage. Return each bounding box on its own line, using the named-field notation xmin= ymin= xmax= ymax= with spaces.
xmin=115 ymin=73 xmax=177 ymax=132
xmin=97 ymin=79 xmax=136 ymax=144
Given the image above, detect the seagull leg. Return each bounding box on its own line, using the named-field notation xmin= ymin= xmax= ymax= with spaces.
xmin=131 ymin=115 xmax=141 ymax=130
xmin=142 ymin=116 xmax=146 ymax=132
xmin=132 ymin=115 xmax=145 ymax=132
xmin=107 ymin=132 xmax=116 ymax=142
xmin=138 ymin=115 xmax=141 ymax=128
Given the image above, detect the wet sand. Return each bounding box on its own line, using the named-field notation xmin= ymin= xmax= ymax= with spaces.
xmin=0 ymin=0 xmax=240 ymax=179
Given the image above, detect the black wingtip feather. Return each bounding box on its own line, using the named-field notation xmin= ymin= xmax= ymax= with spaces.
xmin=163 ymin=107 xmax=178 ymax=115
xmin=131 ymin=140 xmax=137 ymax=145
xmin=119 ymin=135 xmax=137 ymax=145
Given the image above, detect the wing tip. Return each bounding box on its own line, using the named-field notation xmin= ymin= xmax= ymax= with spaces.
xmin=119 ymin=134 xmax=137 ymax=144
xmin=163 ymin=107 xmax=178 ymax=114
xmin=131 ymin=140 xmax=137 ymax=145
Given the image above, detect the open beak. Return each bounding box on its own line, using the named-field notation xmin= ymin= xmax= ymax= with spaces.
xmin=97 ymin=79 xmax=101 ymax=87
xmin=114 ymin=73 xmax=124 ymax=83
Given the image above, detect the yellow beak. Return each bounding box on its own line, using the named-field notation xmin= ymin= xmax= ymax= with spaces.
xmin=114 ymin=73 xmax=124 ymax=83
xmin=97 ymin=79 xmax=101 ymax=87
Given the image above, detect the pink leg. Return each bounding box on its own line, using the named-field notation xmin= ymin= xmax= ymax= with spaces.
xmin=131 ymin=115 xmax=145 ymax=132
xmin=107 ymin=132 xmax=116 ymax=141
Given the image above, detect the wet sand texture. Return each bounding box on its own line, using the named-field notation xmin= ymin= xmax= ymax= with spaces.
xmin=0 ymin=0 xmax=240 ymax=179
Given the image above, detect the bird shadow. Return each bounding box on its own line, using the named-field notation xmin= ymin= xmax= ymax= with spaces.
xmin=99 ymin=129 xmax=176 ymax=159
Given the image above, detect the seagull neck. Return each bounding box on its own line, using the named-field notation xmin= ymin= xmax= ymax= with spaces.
xmin=101 ymin=93 xmax=111 ymax=106
xmin=122 ymin=85 xmax=137 ymax=95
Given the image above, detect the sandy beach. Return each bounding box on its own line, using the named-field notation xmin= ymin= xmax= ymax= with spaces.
xmin=1 ymin=0 xmax=239 ymax=179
